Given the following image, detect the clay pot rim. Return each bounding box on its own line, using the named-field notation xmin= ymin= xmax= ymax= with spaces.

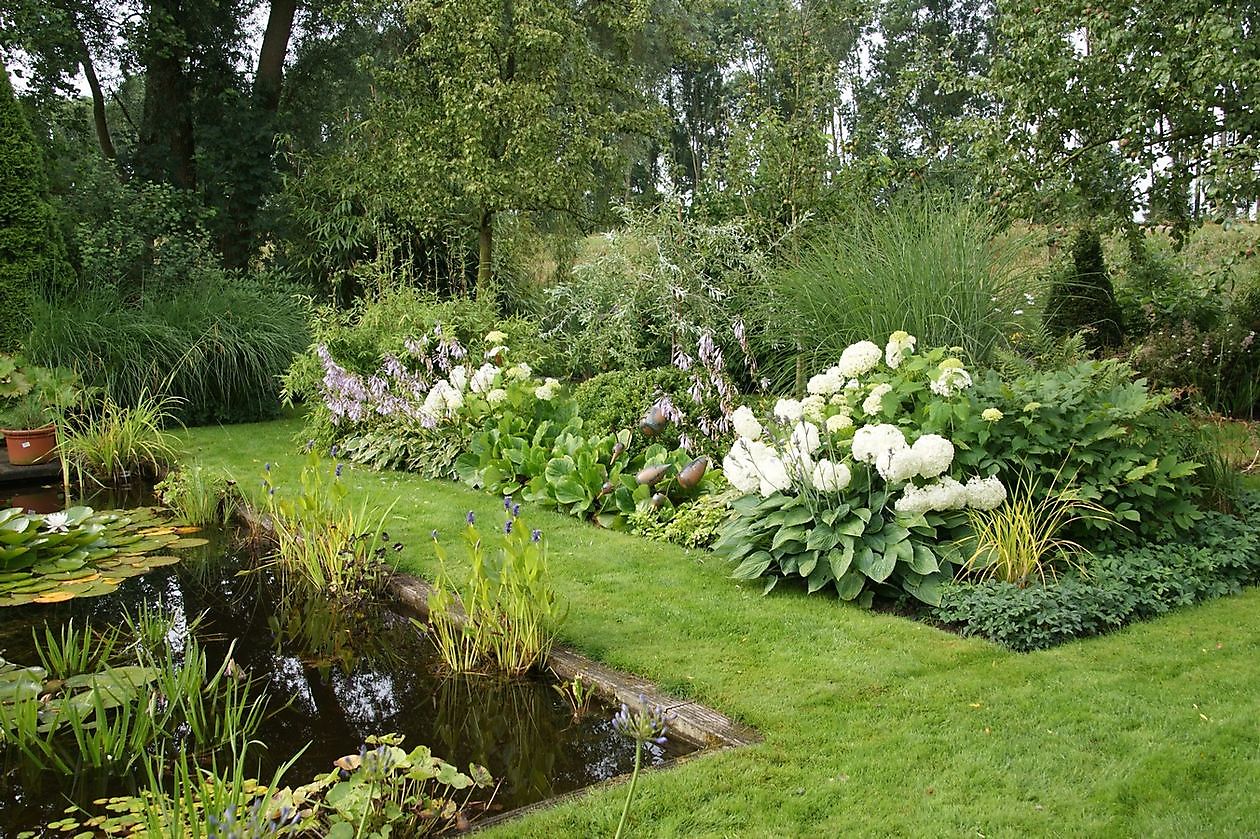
xmin=0 ymin=424 xmax=56 ymax=436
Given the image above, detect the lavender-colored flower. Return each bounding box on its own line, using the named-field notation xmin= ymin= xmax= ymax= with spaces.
xmin=612 ymin=695 xmax=672 ymax=746
xmin=512 ymin=503 xmax=521 ymax=517
xmin=531 ymin=529 xmax=542 ymax=543
xmin=305 ymin=439 xmax=315 ymax=453
xmin=504 ymin=519 xmax=514 ymax=535
xmin=335 ymin=463 xmax=343 ymax=477
xmin=466 ymin=511 xmax=476 ymax=525
xmin=264 ymin=462 xmax=271 ymax=472
xmin=431 ymin=529 xmax=439 ymax=540
xmin=504 ymin=494 xmax=514 ymax=511
xmin=330 ymin=445 xmax=339 ymax=457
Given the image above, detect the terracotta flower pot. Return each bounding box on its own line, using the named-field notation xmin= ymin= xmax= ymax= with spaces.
xmin=3 ymin=424 xmax=57 ymax=465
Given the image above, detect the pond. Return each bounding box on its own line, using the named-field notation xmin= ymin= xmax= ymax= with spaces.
xmin=0 ymin=483 xmax=695 ymax=834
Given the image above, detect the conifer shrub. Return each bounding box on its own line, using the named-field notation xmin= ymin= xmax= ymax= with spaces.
xmin=1044 ymin=227 xmax=1124 ymax=350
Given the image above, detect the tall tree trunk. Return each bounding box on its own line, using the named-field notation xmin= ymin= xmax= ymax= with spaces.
xmin=477 ymin=210 xmax=494 ymax=293
xmin=137 ymin=0 xmax=196 ymax=190
xmin=69 ymin=26 xmax=116 ymax=162
xmin=254 ymin=0 xmax=298 ymax=112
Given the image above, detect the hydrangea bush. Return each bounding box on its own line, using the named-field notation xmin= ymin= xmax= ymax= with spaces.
xmin=713 ymin=333 xmax=1003 ymax=605
xmin=713 ymin=331 xmax=1205 ymax=605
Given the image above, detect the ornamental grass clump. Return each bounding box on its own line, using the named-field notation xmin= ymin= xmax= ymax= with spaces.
xmin=59 ymin=389 xmax=181 ymax=485
xmin=959 ymin=471 xmax=1113 ymax=587
xmin=426 ymin=501 xmax=566 ymax=677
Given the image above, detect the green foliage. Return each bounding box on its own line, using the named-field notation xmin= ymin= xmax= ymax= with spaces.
xmin=154 ymin=463 xmax=235 ymax=526
xmin=0 ymin=505 xmax=199 ymax=607
xmin=630 ymin=485 xmax=735 ymax=550
xmin=0 ymin=611 xmax=266 ymax=776
xmin=764 ymin=198 xmax=1032 ymax=387
xmin=28 ymin=278 xmax=310 ymax=425
xmin=256 ymin=449 xmax=397 ymax=606
xmin=0 ymin=67 xmax=70 ymax=351
xmin=60 ymin=390 xmax=181 ymax=484
xmin=970 ymin=359 xmax=1204 ymax=540
xmin=1043 ymin=228 xmax=1124 ymax=350
xmin=427 ymin=509 xmax=566 ymax=677
xmin=0 ymin=352 xmax=82 ymax=429
xmin=935 ymin=496 xmax=1260 ymax=651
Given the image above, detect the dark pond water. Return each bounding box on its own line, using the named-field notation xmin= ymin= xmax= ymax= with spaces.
xmin=0 ymin=488 xmax=694 ymax=835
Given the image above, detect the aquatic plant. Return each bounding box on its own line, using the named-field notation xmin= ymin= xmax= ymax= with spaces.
xmin=553 ymin=674 xmax=596 ymax=721
xmin=426 ymin=502 xmax=566 ymax=677
xmin=0 ymin=505 xmax=206 ymax=607
xmin=0 ymin=611 xmax=267 ymax=777
xmin=256 ymin=449 xmax=398 ymax=605
xmin=155 ymin=463 xmax=237 ymax=526
xmin=612 ymin=696 xmax=673 ymax=839
xmin=59 ymin=389 xmax=181 ymax=486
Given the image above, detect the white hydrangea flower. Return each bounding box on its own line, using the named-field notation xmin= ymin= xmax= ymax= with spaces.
xmin=837 ymin=341 xmax=883 ymax=378
xmin=807 ymin=367 xmax=846 ymax=396
xmin=885 ymin=330 xmax=917 ymax=369
xmin=790 ymin=421 xmax=822 ymax=455
xmin=506 ymin=362 xmax=532 ymax=381
xmin=877 ymin=447 xmax=922 ymax=483
xmin=981 ymin=407 xmax=1004 ymax=422
xmin=929 ymin=359 xmax=973 ymax=397
xmin=731 ymin=405 xmax=763 ymax=440
xmin=845 ymin=379 xmax=861 ymax=390
xmin=484 ymin=330 xmax=508 ymax=344
xmin=486 ymin=388 xmax=507 ymax=406
xmin=448 ymin=366 xmax=468 ymax=393
xmin=423 ymin=380 xmax=463 ymax=418
xmin=811 ymin=458 xmax=852 ymax=493
xmin=863 ymin=383 xmax=893 ymax=417
xmin=910 ymin=434 xmax=954 ymax=478
xmin=469 ymin=363 xmax=500 ymax=394
xmin=894 ymin=476 xmax=968 ymax=515
xmin=825 ymin=413 xmax=853 ymax=433
xmin=773 ymin=398 xmax=804 ymax=423
xmin=851 ymin=423 xmax=908 ymax=464
xmin=965 ymin=475 xmax=1007 ymax=510
xmin=723 ymin=438 xmax=763 ymax=495
xmin=484 ymin=345 xmax=509 ymax=361
xmin=801 ymin=394 xmax=827 ymax=423
xmin=755 ymin=449 xmax=793 ymax=497
xmin=534 ymin=378 xmax=560 ymax=401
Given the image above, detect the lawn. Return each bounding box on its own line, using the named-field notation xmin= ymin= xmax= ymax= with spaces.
xmin=183 ymin=417 xmax=1260 ymax=837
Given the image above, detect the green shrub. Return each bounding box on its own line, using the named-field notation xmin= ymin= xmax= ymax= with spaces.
xmin=630 ymin=484 xmax=735 ymax=549
xmin=1043 ymin=227 xmax=1124 ymax=350
xmin=0 ymin=68 xmax=71 ymax=350
xmin=762 ymin=196 xmax=1031 ymax=388
xmin=934 ymin=496 xmax=1260 ymax=651
xmin=28 ymin=278 xmax=309 ymax=424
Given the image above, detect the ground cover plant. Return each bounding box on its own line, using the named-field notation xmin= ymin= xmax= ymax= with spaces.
xmin=176 ymin=418 xmax=1260 ymax=837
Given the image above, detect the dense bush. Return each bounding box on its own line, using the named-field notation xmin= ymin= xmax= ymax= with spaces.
xmin=763 ymin=197 xmax=1032 ymax=388
xmin=934 ymin=495 xmax=1260 ymax=651
xmin=283 ymin=288 xmax=547 ymax=406
xmin=572 ymin=367 xmax=733 ymax=462
xmin=28 ymin=279 xmax=309 ymax=424
xmin=0 ymin=69 xmax=70 ymax=350
xmin=1043 ymin=227 xmax=1124 ymax=350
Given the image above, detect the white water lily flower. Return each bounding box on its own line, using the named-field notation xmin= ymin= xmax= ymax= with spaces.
xmin=469 ymin=363 xmax=499 ymax=394
xmin=731 ymin=405 xmax=763 ymax=440
xmin=965 ymin=475 xmax=1007 ymax=510
xmin=862 ymin=383 xmax=892 ymax=417
xmin=910 ymin=434 xmax=954 ymax=478
xmin=811 ymin=459 xmax=852 ymax=493
xmin=42 ymin=512 xmax=70 ymax=533
xmin=929 ymin=359 xmax=973 ymax=397
xmin=825 ymin=413 xmax=853 ymax=433
xmin=885 ymin=331 xmax=917 ymax=369
xmin=837 ymin=341 xmax=883 ymax=378
xmin=773 ymin=398 xmax=804 ymax=423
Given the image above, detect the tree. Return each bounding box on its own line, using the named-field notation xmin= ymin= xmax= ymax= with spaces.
xmin=369 ymin=0 xmax=655 ymax=289
xmin=986 ymin=0 xmax=1259 ymax=230
xmin=0 ymin=66 xmax=69 ymax=349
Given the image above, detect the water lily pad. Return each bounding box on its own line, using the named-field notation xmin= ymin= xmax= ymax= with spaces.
xmin=168 ymin=537 xmax=210 ymax=549
xmin=31 ymin=590 xmax=75 ymax=604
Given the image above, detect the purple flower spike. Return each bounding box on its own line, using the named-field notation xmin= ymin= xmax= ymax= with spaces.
xmin=503 ymin=495 xmax=513 ymax=511
xmin=531 ymin=529 xmax=542 ymax=543
xmin=512 ymin=503 xmax=521 ymax=517
xmin=504 ymin=519 xmax=513 ymax=534
xmin=330 ymin=445 xmax=339 ymax=457
xmin=335 ymin=463 xmax=344 ymax=477
xmin=466 ymin=511 xmax=476 ymax=525
xmin=268 ymin=487 xmax=275 ymax=496
xmin=430 ymin=529 xmax=438 ymax=540
xmin=264 ymin=462 xmax=271 ymax=472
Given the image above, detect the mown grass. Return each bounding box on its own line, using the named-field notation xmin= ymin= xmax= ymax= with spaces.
xmin=181 ymin=418 xmax=1260 ymax=837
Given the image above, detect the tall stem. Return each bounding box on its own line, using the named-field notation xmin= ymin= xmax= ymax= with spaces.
xmin=614 ymin=741 xmax=643 ymax=839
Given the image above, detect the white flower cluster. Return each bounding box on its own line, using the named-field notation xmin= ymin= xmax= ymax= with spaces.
xmin=894 ymin=475 xmax=1006 ymax=515
xmin=837 ymin=340 xmax=883 ymax=378
xmin=534 ymin=377 xmax=561 ymax=401
xmin=852 ymin=425 xmax=956 ymax=484
xmin=470 ymin=362 xmax=500 ymax=394
xmin=731 ymin=405 xmax=763 ymax=440
xmin=862 ymin=383 xmax=892 ymax=417
xmin=929 ymin=359 xmax=973 ymax=397
xmin=885 ymin=330 xmax=917 ymax=369
xmin=422 ymin=379 xmax=464 ymax=418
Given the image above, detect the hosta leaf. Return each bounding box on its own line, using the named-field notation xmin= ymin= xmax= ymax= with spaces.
xmin=732 ymin=551 xmax=773 ymax=580
xmin=834 ymin=570 xmax=865 ymax=600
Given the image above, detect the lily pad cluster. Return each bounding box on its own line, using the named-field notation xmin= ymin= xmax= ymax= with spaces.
xmin=0 ymin=506 xmax=208 ymax=607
